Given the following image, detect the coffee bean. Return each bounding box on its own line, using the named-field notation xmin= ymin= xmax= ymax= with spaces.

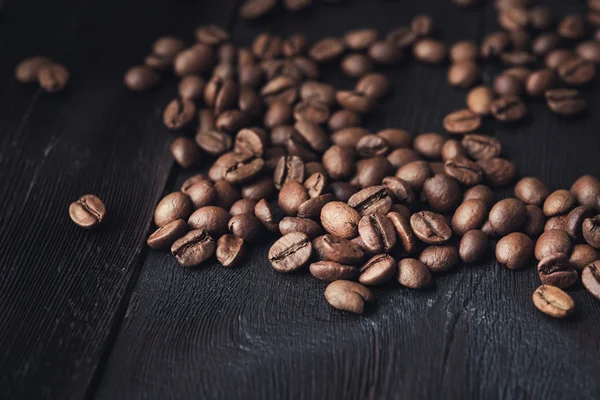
xmin=344 ymin=29 xmax=378 ymax=51
xmin=491 ymin=96 xmax=526 ymax=122
xmin=387 ymin=211 xmax=417 ymax=254
xmin=336 ymin=91 xmax=376 ymax=114
xmin=274 ymin=155 xmax=305 ymax=189
xmin=422 ymin=174 xmax=461 ymax=213
xmin=195 ymin=130 xmax=232 ymax=156
xmin=582 ymin=261 xmax=600 ymax=300
xmin=69 ymin=194 xmax=106 ymax=229
xmin=498 ymin=7 xmax=529 ymax=31
xmin=569 ymin=244 xmax=600 ymax=270
xmin=558 ymin=14 xmax=585 ymax=40
xmin=235 ymin=128 xmax=265 ymax=158
xmin=328 ymin=110 xmax=361 ymax=131
xmin=313 ymin=234 xmax=365 ymax=264
xmin=545 ymin=49 xmax=576 ymax=70
xmin=545 ymin=216 xmax=568 ymax=233
xmin=583 ymin=215 xmax=600 ymax=249
xmin=448 ymin=61 xmax=480 ymax=88
xmin=254 ymin=199 xmax=279 ymax=232
xmin=443 ymin=109 xmax=481 ymax=134
xmin=374 ymin=130 xmax=409 ymax=150
xmin=228 ymin=213 xmax=262 ymax=242
xmin=283 ymin=0 xmax=311 ymax=10
xmin=215 ymin=109 xmax=250 ymax=134
xmin=466 ymin=86 xmax=494 ymax=116
xmin=240 ymin=0 xmax=277 ymax=19
xmin=298 ymin=193 xmax=334 ymax=219
xmin=481 ymin=31 xmax=509 ymax=59
xmin=324 ymin=280 xmax=373 ymax=314
xmin=279 ymin=217 xmax=323 ymax=239
xmin=532 ymin=285 xmax=575 ymax=319
xmin=477 ymin=157 xmax=517 ymax=187
xmin=525 ymin=69 xmax=555 ymax=98
xmin=230 ymin=199 xmax=258 ymax=216
xmin=397 ymin=258 xmax=432 ymax=289
xmin=413 ymin=39 xmax=446 ymax=64
xmin=348 ymin=186 xmax=393 ymax=216
xmin=356 ymin=135 xmax=390 ymax=158
xmin=395 ymin=160 xmax=432 ymax=192
xmin=213 ymin=180 xmax=240 ymax=211
xmin=329 ymin=182 xmax=358 ymax=203
xmin=310 ymin=261 xmax=359 ymax=282
xmin=450 ymin=40 xmax=478 ymax=62
xmin=294 ymin=99 xmax=331 ymax=124
xmin=535 ymin=229 xmax=572 ymax=260
xmin=282 ymin=34 xmax=307 ymax=58
xmin=15 ymin=56 xmax=51 ymax=83
xmin=194 ymin=25 xmax=229 ymax=46
xmin=410 ymin=211 xmax=452 ymax=244
xmin=412 ymin=133 xmax=443 ymax=159
xmin=309 ymin=37 xmax=345 ymax=62
xmin=37 ymin=63 xmax=69 ymax=92
xmin=368 ymin=40 xmax=401 ymax=65
xmin=331 ymin=127 xmax=369 ymax=148
xmin=278 ymin=180 xmax=309 ymax=216
xmin=171 ymin=230 xmax=216 ymax=267
xmin=387 ymin=148 xmax=421 ymax=169
xmin=261 ymin=76 xmax=298 ymax=105
xmin=386 ymin=26 xmax=417 ymax=49
xmin=538 ymin=253 xmax=578 ymax=289
xmin=359 ymin=254 xmax=396 ymax=285
xmin=494 ymin=74 xmax=523 ymax=97
xmin=576 ymin=41 xmax=600 ymax=64
xmin=253 ymin=34 xmax=282 ymax=60
xmin=302 ymin=172 xmax=325 ymax=198
xmin=154 ymin=192 xmax=192 ymax=228
xmin=269 ymin=232 xmax=312 ymax=273
xmin=186 ymin=180 xmax=216 ymax=209
xmin=452 ymin=199 xmax=487 ymax=236
xmin=461 ymin=134 xmax=501 ymax=161
xmin=204 ymin=77 xmax=238 ymax=114
xmin=188 ymin=206 xmax=231 ymax=236
xmin=459 ymin=229 xmax=488 ymax=263
xmin=171 ymin=137 xmax=201 ymax=168
xmin=216 ymin=234 xmax=246 ymax=267
xmin=532 ymin=33 xmax=559 ymax=56
xmin=215 ymin=152 xmax=264 ymax=184
xmin=486 ymin=198 xmax=527 ymax=237
xmin=464 ymin=185 xmax=495 ymax=209
xmin=163 ymin=98 xmax=196 ymax=130
xmin=420 ymin=245 xmax=459 ymax=272
xmin=300 ymin=81 xmax=336 ymax=105
xmin=444 ymin=156 xmax=483 ymax=186
xmin=571 ymin=175 xmax=600 ymax=210
xmin=524 ymin=205 xmax=545 ymax=237
xmin=124 ymin=65 xmax=160 ymax=91
xmin=294 ymin=120 xmax=330 ymax=152
xmin=529 ymin=5 xmax=554 ymax=30
xmin=558 ymin=58 xmax=596 ymax=85
xmin=496 ymin=232 xmax=534 ymax=269
xmin=543 ymin=189 xmax=576 ymax=217
xmin=545 ymin=89 xmax=586 ymax=116
xmin=411 ymin=14 xmax=434 ymax=36
xmin=174 ymin=44 xmax=214 ymax=76
xmin=340 ymin=53 xmax=373 ymax=79
xmin=239 ymin=87 xmax=263 ymax=119
xmin=320 ymin=201 xmax=361 ymax=239
xmin=264 ymin=102 xmax=292 ymax=129
xmin=382 ymin=177 xmax=416 ymax=205
xmin=147 ymin=219 xmax=187 ymax=250
xmin=358 ymin=214 xmax=396 ymax=253
xmin=514 ymin=177 xmax=549 ymax=206
xmin=566 ymin=206 xmax=594 ymax=242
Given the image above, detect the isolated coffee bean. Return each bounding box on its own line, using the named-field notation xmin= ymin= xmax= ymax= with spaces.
xmin=397 ymin=258 xmax=432 ymax=289
xmin=154 ymin=192 xmax=192 ymax=228
xmin=532 ymin=285 xmax=575 ymax=319
xmin=368 ymin=41 xmax=401 ymax=65
xmin=410 ymin=211 xmax=452 ymax=244
xmin=535 ymin=229 xmax=572 ymax=260
xmin=491 ymin=96 xmax=526 ymax=122
xmin=359 ymin=254 xmax=396 ymax=285
xmin=309 ymin=37 xmax=345 ymax=62
xmin=461 ymin=134 xmax=501 ymax=161
xmin=566 ymin=206 xmax=595 ymax=241
xmin=545 ymin=89 xmax=586 ymax=116
xmin=269 ymin=232 xmax=312 ymax=273
xmin=396 ymin=160 xmax=432 ymax=192
xmin=413 ymin=39 xmax=447 ymax=64
xmin=543 ymin=190 xmax=576 ymax=217
xmin=386 ymin=25 xmax=416 ymax=49
xmin=188 ymin=206 xmax=231 ymax=236
xmin=422 ymin=174 xmax=461 ymax=213
xmin=324 ymin=280 xmax=373 ymax=314
xmin=538 ymin=253 xmax=578 ymax=289
xmin=310 ymin=261 xmax=359 ymax=282
xmin=467 ymin=86 xmax=494 ymax=115
xmin=254 ymin=199 xmax=279 ymax=232
xmin=69 ymin=194 xmax=106 ymax=229
xmin=313 ymin=234 xmax=365 ymax=265
xmin=459 ymin=230 xmax=488 ymax=263
xmin=496 ymin=232 xmax=534 ymax=269
xmin=444 ymin=156 xmax=483 ymax=186
xmin=477 ymin=157 xmax=517 ymax=187
xmin=37 ymin=64 xmax=69 ymax=92
xmin=147 ymin=219 xmax=187 ymax=250
xmin=524 ymin=205 xmax=545 ymax=237
xmin=320 ymin=201 xmax=361 ymax=239
xmin=420 ymin=245 xmax=459 ymax=272
xmin=216 ymin=234 xmax=246 ymax=268
xmin=124 ymin=65 xmax=160 ymax=91
xmin=571 ymin=175 xmax=600 ymax=210
xmin=240 ymin=0 xmax=277 ymax=20
xmin=163 ymin=98 xmax=196 ymax=130
xmin=514 ymin=177 xmax=549 ymax=206
xmin=582 ymin=261 xmax=600 ymax=300
xmin=488 ymin=198 xmax=527 ymax=236
xmin=171 ymin=230 xmax=216 ymax=267
xmin=348 ymin=186 xmax=393 ymax=216
xmin=558 ymin=58 xmax=596 ymax=86
xmin=463 ymin=185 xmax=495 ymax=209
xmin=583 ymin=215 xmax=600 ymax=249
xmin=443 ymin=109 xmax=481 ymax=134
xmin=358 ymin=214 xmax=396 ymax=253
xmin=452 ymin=199 xmax=487 ymax=236
xmin=569 ymin=244 xmax=600 ymax=270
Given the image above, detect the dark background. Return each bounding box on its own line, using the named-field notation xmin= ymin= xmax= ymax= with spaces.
xmin=1 ymin=0 xmax=600 ymax=399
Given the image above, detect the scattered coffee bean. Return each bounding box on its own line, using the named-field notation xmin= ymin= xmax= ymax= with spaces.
xmin=397 ymin=258 xmax=432 ymax=289
xmin=420 ymin=244 xmax=459 ymax=272
xmin=444 ymin=156 xmax=483 ymax=186
xmin=477 ymin=157 xmax=517 ymax=187
xmin=459 ymin=230 xmax=488 ymax=264
xmin=496 ymin=232 xmax=534 ymax=270
xmin=569 ymin=244 xmax=600 ymax=271
xmin=69 ymin=194 xmax=106 ymax=229
xmin=324 ymin=280 xmax=373 ymax=314
xmin=15 ymin=56 xmax=51 ymax=83
xmin=163 ymin=98 xmax=196 ymax=130
xmin=524 ymin=205 xmax=545 ymax=237
xmin=309 ymin=37 xmax=345 ymax=62
xmin=348 ymin=185 xmax=393 ymax=216
xmin=463 ymin=185 xmax=495 ymax=209
xmin=359 ymin=254 xmax=396 ymax=285
xmin=545 ymin=89 xmax=586 ymax=116
xmin=154 ymin=192 xmax=192 ymax=228
xmin=462 ymin=134 xmax=501 ymax=161
xmin=37 ymin=63 xmax=69 ymax=92
xmin=356 ymin=73 xmax=391 ymax=100
xmin=491 ymin=96 xmax=527 ymax=122
xmin=571 ymin=175 xmax=600 ymax=210
xmin=532 ymin=285 xmax=575 ymax=319
xmin=147 ymin=219 xmax=187 ymax=250
xmin=537 ymin=252 xmax=578 ymax=289
xmin=443 ymin=109 xmax=481 ymax=134
xmin=514 ymin=177 xmax=549 ymax=206
xmin=488 ymin=198 xmax=527 ymax=236
xmin=310 ymin=261 xmax=359 ymax=282
xmin=413 ymin=39 xmax=447 ymax=64
xmin=171 ymin=137 xmax=201 ymax=168
xmin=216 ymin=234 xmax=246 ymax=267
xmin=582 ymin=261 xmax=600 ymax=300
xmin=358 ymin=214 xmax=396 ymax=253
xmin=410 ymin=211 xmax=452 ymax=244
xmin=583 ymin=215 xmax=600 ymax=249
xmin=313 ymin=234 xmax=365 ymax=264
xmin=320 ymin=201 xmax=361 ymax=239
xmin=452 ymin=199 xmax=487 ymax=236
xmin=171 ymin=230 xmax=216 ymax=267
xmin=535 ymin=229 xmax=572 ymax=261
xmin=269 ymin=232 xmax=312 ymax=273
xmin=543 ymin=189 xmax=576 ymax=217
xmin=124 ymin=65 xmax=160 ymax=91
xmin=422 ymin=174 xmax=461 ymax=213
xmin=466 ymin=86 xmax=494 ymax=115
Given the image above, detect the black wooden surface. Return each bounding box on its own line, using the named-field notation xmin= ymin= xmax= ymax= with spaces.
xmin=2 ymin=0 xmax=600 ymax=399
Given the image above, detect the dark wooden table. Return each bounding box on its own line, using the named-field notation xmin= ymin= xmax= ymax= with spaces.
xmin=2 ymin=0 xmax=600 ymax=399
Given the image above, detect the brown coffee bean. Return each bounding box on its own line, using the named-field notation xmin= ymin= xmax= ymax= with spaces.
xmin=558 ymin=14 xmax=585 ymax=40
xmin=344 ymin=29 xmax=378 ymax=51
xmin=411 ymin=14 xmax=434 ymax=36
xmin=444 ymin=156 xmax=483 ymax=186
xmin=413 ymin=133 xmax=444 ymax=159
xmin=294 ymin=120 xmax=330 ymax=152
xmin=582 ymin=261 xmax=600 ymax=300
xmin=171 ymin=230 xmax=216 ymax=267
xmin=566 ymin=206 xmax=595 ymax=242
xmin=545 ymin=49 xmax=576 ymax=70
xmin=354 ymin=157 xmax=394 ymax=189
xmin=261 ymin=76 xmax=298 ymax=106
xmin=163 ymin=98 xmax=196 ymax=131
xmin=535 ymin=229 xmax=572 ymax=260
xmin=273 ymin=155 xmax=305 ymax=190
xmin=452 ymin=199 xmax=487 ymax=236
xmin=331 ymin=127 xmax=369 ymax=149
xmin=147 ymin=219 xmax=187 ymax=250
xmin=382 ymin=177 xmax=416 ymax=206
xmin=320 ymin=201 xmax=361 ymax=239
xmin=525 ymin=69 xmax=555 ymax=98
xmin=515 ymin=177 xmax=549 ymax=206
xmin=355 ymin=135 xmax=389 ymax=158
xmin=491 ymin=96 xmax=527 ymax=122
xmin=420 ymin=245 xmax=459 ymax=272
xmin=569 ymin=244 xmax=600 ymax=270
xmin=310 ymin=261 xmax=358 ymax=282
xmin=464 ymin=185 xmax=495 ymax=209
xmin=278 ymin=180 xmax=308 ymax=216
xmin=213 ymin=180 xmax=240 ymax=210
xmin=264 ymin=102 xmax=292 ymax=129
xmin=481 ymin=31 xmax=510 ymax=59
xmin=368 ymin=41 xmax=401 ymax=65
xmin=498 ymin=7 xmax=529 ymax=31
xmin=324 ymin=280 xmax=373 ymax=314
xmin=576 ymin=41 xmax=600 ymax=64
xmin=216 ymin=234 xmax=246 ymax=267
xmin=478 ymin=157 xmax=517 ymax=187
xmin=466 ymin=86 xmax=494 ymax=116
xmin=524 ymin=205 xmax=545 ymax=237
xmin=329 ymin=182 xmax=358 ymax=203
xmin=15 ymin=56 xmax=52 ymax=83
xmin=348 ymin=186 xmax=393 ymax=216
xmin=240 ymin=0 xmax=277 ymax=19
xmin=254 ymin=199 xmax=279 ymax=232
xmin=413 ymin=39 xmax=446 ymax=64
xmin=387 ymin=148 xmax=421 ymax=169
xmin=313 ymin=234 xmax=365 ymax=265
xmin=240 ymin=178 xmax=274 ymax=202
xmin=341 ymin=53 xmax=373 ymax=79
xmin=124 ymin=65 xmax=160 ymax=91
xmin=355 ymin=73 xmax=391 ymax=101
xmin=336 ymin=91 xmax=375 ymax=114
xmin=358 ymin=214 xmax=396 ymax=253
xmin=530 ymin=5 xmax=554 ymax=30
xmin=293 ymin=98 xmax=330 ymax=124
xmin=583 ymin=215 xmax=600 ymax=249
xmin=395 ymin=160 xmax=432 ymax=192
xmin=493 ymin=74 xmax=523 ymax=97
xmin=188 ymin=206 xmax=231 ymax=236
xmin=459 ymin=229 xmax=488 ymax=263
xmin=186 ymin=179 xmax=216 ymax=209
xmin=253 ymin=34 xmax=282 ymax=60
xmin=171 ymin=137 xmax=201 ymax=168
xmin=69 ymin=194 xmax=106 ymax=229
xmin=543 ymin=190 xmax=576 ymax=217
xmin=558 ymin=58 xmax=596 ymax=86
xmin=297 ymin=194 xmax=334 ymax=220
xmin=386 ymin=25 xmax=417 ymax=49
xmin=461 ymin=134 xmax=501 ymax=161
xmin=359 ymin=254 xmax=396 ymax=285
xmin=422 ymin=174 xmax=461 ymax=213
xmin=375 ymin=129 xmax=410 ymax=150
xmin=309 ymin=37 xmax=345 ymax=62
xmin=397 ymin=258 xmax=432 ymax=289
xmin=328 ymin=110 xmax=361 ymax=131
xmin=450 ymin=40 xmax=478 ymax=63
xmin=269 ymin=232 xmax=312 ymax=273
xmin=532 ymin=33 xmax=559 ymax=57
xmin=571 ymin=175 xmax=600 ymax=210
xmin=215 ymin=109 xmax=247 ymax=135
xmin=538 ymin=253 xmax=578 ymax=289
xmin=195 ymin=25 xmax=229 ymax=45
xmin=228 ymin=213 xmax=262 ymax=242
xmin=448 ymin=61 xmax=480 ymax=88
xmin=532 ymin=285 xmax=575 ymax=318
xmin=545 ymin=89 xmax=586 ymax=116
xmin=230 ymin=199 xmax=257 ymax=216
xmin=235 ymin=128 xmax=265 ymax=158
xmin=385 ymin=211 xmax=416 ymax=255
xmin=487 ymin=198 xmax=527 ymax=237
xmin=545 ymin=216 xmax=568 ymax=233
xmin=496 ymin=232 xmax=534 ymax=269
xmin=37 ymin=64 xmax=69 ymax=92
xmin=410 ymin=211 xmax=452 ymax=244
xmin=443 ymin=109 xmax=481 ymax=134
xmin=278 ymin=216 xmax=322 ymax=239
xmin=154 ymin=192 xmax=192 ymax=228
xmin=174 ymin=44 xmax=214 ymax=76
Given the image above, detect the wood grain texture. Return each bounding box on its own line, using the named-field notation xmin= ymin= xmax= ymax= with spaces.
xmin=0 ymin=0 xmax=236 ymax=399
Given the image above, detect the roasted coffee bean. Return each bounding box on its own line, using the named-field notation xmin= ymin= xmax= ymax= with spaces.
xmin=355 ymin=157 xmax=392 ymax=188
xmin=261 ymin=76 xmax=298 ymax=105
xmin=387 ymin=211 xmax=417 ymax=255
xmin=274 ymin=155 xmax=305 ymax=189
xmin=213 ymin=180 xmax=240 ymax=211
xmin=320 ymin=201 xmax=361 ymax=239
xmin=359 ymin=254 xmax=396 ymax=285
xmin=422 ymin=174 xmax=461 ymax=213
xmin=215 ymin=109 xmax=248 ymax=134
xmin=545 ymin=89 xmax=586 ymax=115
xmin=452 ymin=199 xmax=487 ymax=236
xmin=331 ymin=127 xmax=369 ymax=148
xmin=529 ymin=5 xmax=553 ymax=29
xmin=566 ymin=206 xmax=595 ymax=241
xmin=188 ymin=206 xmax=231 ymax=236
xmin=576 ymin=41 xmax=600 ymax=64
xmin=329 ymin=182 xmax=359 ymax=203
xmin=420 ymin=245 xmax=459 ymax=272
xmin=466 ymin=86 xmax=494 ymax=116
xmin=545 ymin=49 xmax=576 ymax=70
xmin=444 ymin=156 xmax=483 ymax=186
xmin=195 ymin=25 xmax=229 ymax=46
xmin=305 ymin=162 xmax=327 ymax=176
xmin=461 ymin=134 xmax=501 ymax=161
xmin=464 ymin=185 xmax=495 ymax=209
xmin=348 ymin=186 xmax=393 ymax=216
xmin=358 ymin=214 xmax=396 ymax=253
xmin=491 ymin=96 xmax=526 ymax=122
xmin=496 ymin=232 xmax=534 ymax=269
xmin=198 ymin=108 xmax=216 ymax=132
xmin=298 ymin=193 xmax=334 ymax=219
xmin=152 ymin=36 xmax=184 ymax=61
xmin=270 ymin=125 xmax=297 ymax=147
xmin=230 ymin=199 xmax=258 ymax=216
xmin=459 ymin=230 xmax=488 ymax=263
xmin=410 ymin=211 xmax=452 ymax=244
xmin=583 ymin=215 xmax=600 ymax=249
xmin=356 ymin=73 xmax=391 ymax=101
xmin=37 ymin=63 xmax=69 ymax=92
xmin=174 ymin=44 xmax=214 ymax=76
xmin=429 ymin=162 xmax=445 ymax=175
xmin=387 ymin=148 xmax=421 ymax=169
xmin=545 ymin=216 xmax=568 ymax=233
xmin=171 ymin=137 xmax=201 ymax=168
xmin=235 ymin=128 xmax=265 ymax=158
xmin=154 ymin=192 xmax=192 ymax=228
xmin=493 ymin=74 xmax=523 ymax=97
xmin=282 ymin=34 xmax=307 ymax=58
xmin=477 ymin=157 xmax=517 ymax=187
xmin=498 ymin=7 xmax=529 ymax=31
xmin=344 ymin=29 xmax=378 ymax=51
xmin=321 ymin=146 xmax=354 ymax=181
xmin=532 ymin=33 xmax=559 ymax=56
xmin=254 ymin=199 xmax=279 ymax=232
xmin=413 ymin=133 xmax=444 ymax=159
xmin=382 ymin=177 xmax=416 ymax=205
xmin=535 ymin=229 xmax=572 ymax=260
xmin=487 ymin=198 xmax=527 ymax=236
xmin=269 ymin=232 xmax=312 ymax=273
xmin=240 ymin=0 xmax=277 ymax=19
xmin=397 ymin=258 xmax=432 ymax=289
xmin=144 ymin=52 xmax=174 ymax=71
xmin=448 ymin=61 xmax=480 ymax=88
xmin=569 ymin=244 xmax=600 ymax=270
xmin=571 ymin=175 xmax=600 ymax=210
xmin=324 ymin=280 xmax=373 ymax=314
xmin=395 ymin=160 xmax=432 ymax=192
xmin=313 ymin=234 xmax=365 ymax=264
xmin=336 ymin=91 xmax=375 ymax=114
xmin=538 ymin=253 xmax=578 ymax=289
xmin=582 ymin=261 xmax=600 ymax=300
xmin=377 ymin=129 xmax=411 ymax=150
xmin=163 ymin=98 xmax=196 ymax=130
xmin=558 ymin=58 xmax=596 ymax=86
xmin=195 ymin=130 xmax=232 ymax=156
xmin=124 ymin=65 xmax=160 ymax=91
xmin=239 ymin=64 xmax=264 ymax=87
xmin=411 ymin=14 xmax=434 ymax=36
xmin=532 ymin=285 xmax=575 ymax=319
xmin=413 ymin=39 xmax=446 ymax=64
xmin=279 ymin=217 xmax=322 ymax=239
xmin=328 ymin=110 xmax=361 ymax=131
xmin=215 ymin=152 xmax=263 ymax=184
xmin=238 ymin=87 xmax=263 ymax=119
xmin=278 ymin=180 xmax=309 ymax=216
xmin=178 ymin=75 xmax=205 ymax=100
xmin=310 ymin=261 xmax=359 ymax=282
xmin=543 ymin=190 xmax=576 ymax=217
xmin=171 ymin=230 xmax=216 ymax=267
xmin=204 ymin=77 xmax=238 ymax=114
xmin=241 ymin=179 xmax=274 ymax=203
xmin=69 ymin=194 xmax=106 ymax=229
xmin=147 ymin=219 xmax=187 ymax=250
xmin=216 ymin=234 xmax=246 ymax=267
xmin=443 ymin=109 xmax=481 ymax=134
xmin=294 ymin=99 xmax=330 ymax=124
xmin=514 ymin=177 xmax=549 ymax=206
xmin=481 ymin=31 xmax=510 ymax=59
xmin=387 ymin=26 xmax=417 ymax=49
xmin=356 ymin=135 xmax=389 ymax=158
xmin=524 ymin=205 xmax=545 ymax=237
xmin=186 ymin=179 xmax=216 ymax=209
xmin=300 ymin=81 xmax=336 ymax=105
xmin=303 ymin=172 xmax=326 ymax=198
xmin=295 ymin=119 xmax=330 ymax=152
xmin=228 ymin=213 xmax=262 ymax=242
xmin=309 ymin=37 xmax=345 ymax=62
xmin=525 ymin=69 xmax=555 ymax=98
xmin=253 ymin=34 xmax=282 ymax=60
xmin=558 ymin=14 xmax=585 ymax=40
xmin=368 ymin=41 xmax=401 ymax=65
xmin=15 ymin=56 xmax=51 ymax=83
xmin=500 ymin=50 xmax=535 ymax=67
xmin=450 ymin=40 xmax=478 ymax=62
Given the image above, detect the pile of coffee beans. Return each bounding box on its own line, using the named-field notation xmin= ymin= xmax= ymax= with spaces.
xmin=61 ymin=0 xmax=600 ymax=319
xmin=15 ymin=57 xmax=70 ymax=92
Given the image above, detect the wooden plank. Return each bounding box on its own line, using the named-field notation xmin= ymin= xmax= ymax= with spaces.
xmin=96 ymin=1 xmax=599 ymax=399
xmin=0 ymin=0 xmax=237 ymax=399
